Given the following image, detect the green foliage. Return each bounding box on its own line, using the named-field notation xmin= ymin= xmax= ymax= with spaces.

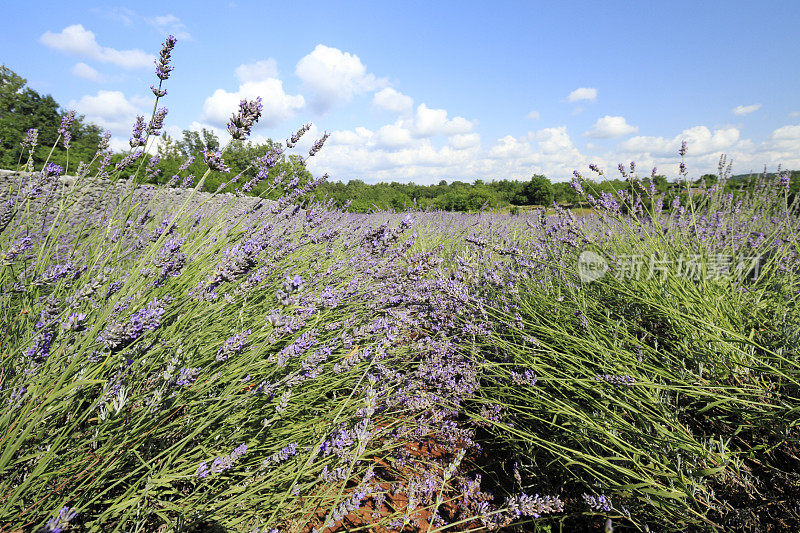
xmin=513 ymin=174 xmax=554 ymax=206
xmin=0 ymin=65 xmax=103 ymax=172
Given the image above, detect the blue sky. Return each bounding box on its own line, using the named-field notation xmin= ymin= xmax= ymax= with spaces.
xmin=3 ymin=1 xmax=799 ymax=184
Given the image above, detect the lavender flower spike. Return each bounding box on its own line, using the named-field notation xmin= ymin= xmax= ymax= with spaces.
xmin=286 ymin=123 xmax=311 ymax=148
xmin=130 ymin=116 xmax=146 ymax=148
xmin=58 ymin=110 xmax=75 ymax=149
xmin=308 ymin=132 xmax=330 ymax=158
xmin=227 ymin=97 xmax=263 ymax=140
xmin=44 ymin=506 xmax=77 ymax=533
xmin=20 ymin=128 xmax=38 ymax=149
xmin=155 ymin=35 xmax=177 ymax=81
xmin=148 ymin=107 xmax=168 ymax=136
xmin=43 ymin=163 xmax=64 ymax=178
xmin=203 ymin=148 xmax=231 ymax=173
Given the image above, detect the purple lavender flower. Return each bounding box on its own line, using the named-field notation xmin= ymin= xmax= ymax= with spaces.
xmin=113 ymin=150 xmax=142 ymax=175
xmin=283 ymin=274 xmax=303 ymax=293
xmin=155 ymin=35 xmax=177 ymax=81
xmin=595 ymin=374 xmax=635 ymax=386
xmin=176 ymin=367 xmax=201 ymax=387
xmin=227 ymin=97 xmax=263 ymax=140
xmin=779 ymin=171 xmax=791 ymax=190
xmin=151 ymin=84 xmax=167 ymax=97
xmin=597 ymin=192 xmax=620 ymax=212
xmin=43 ymin=163 xmax=64 ymax=178
xmin=583 ymin=493 xmax=613 ymax=512
xmin=506 ymin=493 xmax=564 ymax=518
xmin=510 ymin=369 xmax=537 ymax=386
xmin=217 ymin=329 xmax=252 ymax=361
xmin=203 ymin=147 xmax=230 ymax=173
xmin=44 ymin=506 xmax=77 ymax=533
xmin=58 ymin=110 xmax=75 ymax=149
xmin=146 ymin=155 xmax=162 ymax=181
xmin=97 ymin=130 xmax=112 ymax=152
xmin=262 ymin=442 xmax=298 ymax=468
xmin=21 ymin=128 xmax=38 ymax=149
xmin=97 ymin=296 xmax=170 ymax=352
xmin=679 ymin=140 xmax=688 ymax=157
xmin=148 ymin=107 xmax=168 ymax=136
xmin=25 ymin=330 xmax=54 ymax=360
xmin=308 ymin=132 xmax=330 ymax=158
xmin=62 ymin=312 xmax=87 ymax=332
xmin=570 ymin=177 xmax=584 ymax=195
xmin=196 ymin=461 xmax=209 ymax=478
xmin=286 ymin=123 xmax=311 ymax=148
xmin=129 ymin=116 xmax=146 ymax=148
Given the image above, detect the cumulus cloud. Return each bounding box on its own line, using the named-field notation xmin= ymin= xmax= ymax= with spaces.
xmin=201 ymin=79 xmax=304 ymax=129
xmin=448 ymin=133 xmax=480 ymax=150
xmin=40 ymin=24 xmax=152 ymax=69
xmin=567 ymin=87 xmax=597 ymax=102
xmin=68 ymin=90 xmax=143 ymax=135
xmin=295 ymin=44 xmax=387 ymax=112
xmin=372 ymin=88 xmax=413 ymax=114
xmin=584 ymin=115 xmax=638 ymax=138
xmin=760 ymin=124 xmax=800 ymax=155
xmin=329 ymin=127 xmax=373 ymax=146
xmin=71 ymin=62 xmax=105 ymax=82
xmin=526 ymin=110 xmax=540 ymax=120
xmin=732 ymin=103 xmax=761 ymax=116
xmin=235 ymin=59 xmax=278 ymax=82
xmin=619 ymin=126 xmax=741 ymax=158
xmin=413 ymin=104 xmax=474 ymax=137
xmin=374 ymin=122 xmax=414 ymax=148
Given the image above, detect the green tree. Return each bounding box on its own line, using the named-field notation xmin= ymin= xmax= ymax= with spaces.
xmin=0 ymin=65 xmax=102 ymax=171
xmin=515 ymin=175 xmax=554 ymax=206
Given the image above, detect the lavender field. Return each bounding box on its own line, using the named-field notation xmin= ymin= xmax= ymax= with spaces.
xmin=2 ymin=36 xmax=799 ymax=533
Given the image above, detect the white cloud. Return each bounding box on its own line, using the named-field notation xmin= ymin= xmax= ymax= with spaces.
xmin=68 ymin=90 xmax=143 ymax=135
xmin=526 ymin=110 xmax=540 ymax=120
xmin=448 ymin=133 xmax=480 ymax=150
xmin=760 ymin=124 xmax=800 ymax=154
xmin=372 ymin=87 xmax=413 ymax=114
xmin=584 ymin=115 xmax=638 ymax=138
xmin=235 ymin=59 xmax=278 ymax=83
xmin=40 ymin=24 xmax=152 ymax=69
xmin=201 ymin=79 xmax=304 ymax=129
xmin=619 ymin=126 xmax=741 ymax=158
xmin=329 ymin=127 xmax=373 ymax=146
xmin=295 ymin=44 xmax=387 ymax=112
xmin=790 ymin=111 xmax=800 ymax=117
xmin=303 ymin=119 xmax=799 ymax=185
xmin=71 ymin=62 xmax=105 ymax=82
xmin=732 ymin=103 xmax=761 ymax=116
xmin=567 ymin=87 xmax=597 ymax=102
xmin=147 ymin=14 xmax=192 ymax=40
xmin=769 ymin=124 xmax=800 ymax=140
xmin=412 ymin=103 xmax=474 ymax=137
xmin=374 ymin=122 xmax=414 ymax=148
xmin=571 ymin=106 xmax=585 ymax=116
